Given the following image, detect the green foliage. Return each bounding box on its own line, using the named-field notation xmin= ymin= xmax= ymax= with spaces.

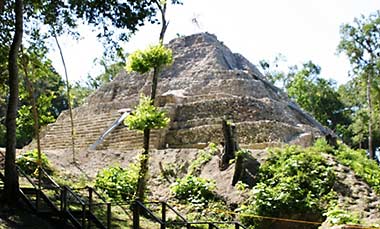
xmin=337 ymin=76 xmax=380 ymax=149
xmin=0 ymin=0 xmax=177 ymax=148
xmin=338 ymin=11 xmax=380 ymax=153
xmin=259 ymin=56 xmax=352 ymax=143
xmin=126 ymin=43 xmax=173 ymax=74
xmin=240 ymin=145 xmax=336 ymax=225
xmin=333 ymin=144 xmax=380 ymax=193
xmin=235 ymin=149 xmax=250 ymax=158
xmin=258 ymin=53 xmax=293 ymax=89
xmin=312 ymin=138 xmax=335 ymax=154
xmin=124 ymin=95 xmax=170 ymax=131
xmin=170 ymin=175 xmax=216 ymax=204
xmin=159 ymin=162 xmax=178 ymax=180
xmin=95 ymin=162 xmax=140 ymax=201
xmin=338 ymin=11 xmax=380 ymax=72
xmin=3 ymin=47 xmax=68 ymax=148
xmin=16 ymin=149 xmax=53 ymax=176
xmin=324 ymin=208 xmax=360 ymax=225
xmin=235 ymin=181 xmax=249 ymax=191
xmin=70 ymin=82 xmax=94 ymax=108
xmin=312 ymin=139 xmax=380 ymax=193
xmin=287 ymin=61 xmax=347 ymax=130
xmin=188 ymin=143 xmax=218 ymax=176
xmin=183 ymin=200 xmax=234 ymax=228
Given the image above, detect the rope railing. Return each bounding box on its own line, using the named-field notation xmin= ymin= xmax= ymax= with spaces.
xmin=132 ymin=200 xmax=251 ymax=229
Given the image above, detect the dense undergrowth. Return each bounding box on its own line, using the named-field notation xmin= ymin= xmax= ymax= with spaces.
xmin=95 ymin=162 xmax=140 ymax=202
xmin=239 ymin=144 xmax=336 ymax=228
xmin=316 ymin=139 xmax=380 ymax=194
xmin=16 ymin=140 xmax=380 ymax=228
xmin=16 ymin=149 xmax=53 ymax=176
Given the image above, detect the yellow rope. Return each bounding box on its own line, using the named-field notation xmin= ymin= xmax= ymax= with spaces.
xmin=70 ymin=185 xmax=377 ymax=228
xmin=211 ymin=208 xmax=321 ymax=225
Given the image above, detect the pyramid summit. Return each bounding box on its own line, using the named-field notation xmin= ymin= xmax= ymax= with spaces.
xmin=33 ymin=32 xmax=330 ymax=151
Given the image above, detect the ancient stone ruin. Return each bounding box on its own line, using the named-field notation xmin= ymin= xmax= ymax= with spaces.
xmin=32 ymin=33 xmax=332 ymax=151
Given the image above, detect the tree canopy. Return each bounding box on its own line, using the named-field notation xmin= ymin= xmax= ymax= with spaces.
xmin=338 ymin=10 xmax=380 ymax=158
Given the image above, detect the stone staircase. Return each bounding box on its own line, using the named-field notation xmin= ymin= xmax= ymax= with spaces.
xmin=28 ymin=105 xmax=165 ymax=151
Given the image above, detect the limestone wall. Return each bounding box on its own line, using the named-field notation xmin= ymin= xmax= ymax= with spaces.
xmin=172 ymin=96 xmax=307 ymax=125
xmin=165 ymin=96 xmax=322 ymax=148
xmin=166 ymin=120 xmax=318 ymax=149
xmin=28 ymin=105 xmax=164 ymax=151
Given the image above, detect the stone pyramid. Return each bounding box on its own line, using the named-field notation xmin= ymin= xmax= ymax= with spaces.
xmin=34 ymin=33 xmax=331 ymax=151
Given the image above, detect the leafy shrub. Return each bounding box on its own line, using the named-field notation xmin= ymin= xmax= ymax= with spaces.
xmin=188 ymin=143 xmax=218 ymax=176
xmin=184 ymin=200 xmax=234 ymax=227
xmin=16 ymin=149 xmax=53 ymax=176
xmin=124 ymin=95 xmax=170 ymax=131
xmin=334 ymin=144 xmax=380 ymax=193
xmin=170 ymin=175 xmax=216 ymax=204
xmin=95 ymin=162 xmax=140 ymax=201
xmin=312 ymin=138 xmax=334 ymax=154
xmin=240 ymin=145 xmax=336 ymax=225
xmin=159 ymin=162 xmax=178 ymax=180
xmin=235 ymin=149 xmax=251 ymax=158
xmin=235 ymin=181 xmax=249 ymax=191
xmin=126 ymin=43 xmax=173 ymax=74
xmin=324 ymin=208 xmax=360 ymax=225
xmin=313 ymin=139 xmax=380 ymax=194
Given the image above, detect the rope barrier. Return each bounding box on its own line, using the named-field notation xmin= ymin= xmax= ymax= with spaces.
xmin=211 ymin=208 xmax=322 ymax=225
xmin=159 ymin=200 xmax=377 ymax=229
xmin=87 ymin=186 xmax=377 ymax=228
xmin=207 ymin=208 xmax=377 ymax=229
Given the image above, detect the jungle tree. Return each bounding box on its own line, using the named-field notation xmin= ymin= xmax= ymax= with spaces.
xmin=338 ymin=10 xmax=380 ymax=159
xmin=3 ymin=0 xmax=23 ymax=204
xmin=125 ymin=44 xmax=173 ymax=200
xmin=286 ymin=61 xmax=347 ymax=131
xmin=124 ymin=0 xmax=182 ymax=200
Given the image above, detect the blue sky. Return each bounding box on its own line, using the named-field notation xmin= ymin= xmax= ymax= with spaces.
xmin=47 ymin=0 xmax=380 ymax=85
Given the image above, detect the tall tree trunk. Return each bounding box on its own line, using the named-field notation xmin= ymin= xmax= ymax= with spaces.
xmin=4 ymin=0 xmax=23 ymax=205
xmin=150 ymin=67 xmax=159 ymax=101
xmin=136 ymin=128 xmax=150 ymax=200
xmin=53 ymin=33 xmax=76 ymax=163
xmin=21 ymin=51 xmax=42 ymax=191
xmin=136 ymin=67 xmax=159 ymax=200
xmin=367 ymin=72 xmax=374 ymax=159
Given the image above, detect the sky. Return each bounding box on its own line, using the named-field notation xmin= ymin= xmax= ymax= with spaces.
xmin=47 ymin=0 xmax=380 ymax=85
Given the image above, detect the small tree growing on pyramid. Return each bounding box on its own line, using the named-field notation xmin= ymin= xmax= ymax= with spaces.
xmin=125 ymin=43 xmax=172 ymax=200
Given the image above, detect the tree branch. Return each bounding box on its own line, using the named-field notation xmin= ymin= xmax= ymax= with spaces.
xmin=153 ymin=0 xmax=168 ymax=42
xmin=52 ymin=28 xmax=77 ymax=163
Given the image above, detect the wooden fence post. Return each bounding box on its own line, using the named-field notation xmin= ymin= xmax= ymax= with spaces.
xmin=161 ymin=202 xmax=166 ymax=229
xmin=133 ymin=200 xmax=140 ymax=229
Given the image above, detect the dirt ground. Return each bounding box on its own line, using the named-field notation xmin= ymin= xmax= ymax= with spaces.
xmin=41 ymin=147 xmax=249 ymax=203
